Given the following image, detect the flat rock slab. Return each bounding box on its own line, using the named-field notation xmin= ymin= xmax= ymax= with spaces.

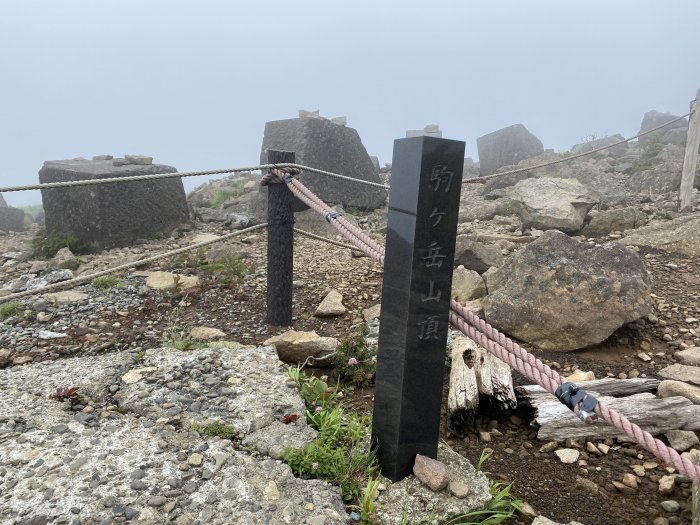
xmin=375 ymin=443 xmax=490 ymax=525
xmin=0 ymin=349 xmax=347 ymax=524
xmin=658 ymin=364 xmax=700 ymax=386
xmin=673 ymin=347 xmax=700 ymax=366
xmin=117 ymin=345 xmax=316 ymax=457
xmin=621 ymin=215 xmax=700 ymax=256
xmin=314 ymin=289 xmax=346 ymax=317
xmin=145 ymin=271 xmax=199 ymax=290
xmin=42 ymin=290 xmax=89 ymax=304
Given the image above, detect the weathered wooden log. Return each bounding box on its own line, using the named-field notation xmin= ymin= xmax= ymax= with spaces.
xmin=448 ymin=336 xmax=516 ymax=431
xmin=520 ymin=391 xmax=700 ymax=441
xmin=516 ymin=377 xmax=660 ymax=401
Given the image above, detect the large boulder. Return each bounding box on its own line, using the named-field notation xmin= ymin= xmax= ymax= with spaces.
xmin=454 ymin=235 xmax=504 ymax=274
xmin=581 ymin=207 xmax=648 ymax=236
xmin=476 ymin=124 xmax=544 ymax=176
xmin=505 ymin=177 xmax=599 ymax=233
xmin=571 ymin=134 xmax=629 ymax=156
xmin=626 ymin=144 xmax=699 ymax=194
xmin=0 ymin=194 xmax=25 ymax=232
xmin=39 ymin=158 xmax=188 ymax=252
xmin=260 ymin=117 xmax=387 ymax=210
xmin=620 ymin=215 xmax=700 ymax=256
xmin=637 ymin=110 xmax=688 ymax=145
xmin=482 ymin=231 xmax=652 ymax=351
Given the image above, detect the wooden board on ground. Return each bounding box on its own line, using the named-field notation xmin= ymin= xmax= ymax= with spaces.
xmin=518 ymin=384 xmax=700 ymax=441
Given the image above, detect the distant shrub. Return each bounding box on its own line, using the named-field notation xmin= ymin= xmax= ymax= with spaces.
xmin=92 ymin=275 xmax=121 ymax=290
xmin=0 ymin=301 xmax=22 ymax=319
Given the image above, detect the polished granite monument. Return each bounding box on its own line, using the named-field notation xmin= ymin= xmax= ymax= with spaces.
xmin=372 ymin=136 xmax=465 ymax=481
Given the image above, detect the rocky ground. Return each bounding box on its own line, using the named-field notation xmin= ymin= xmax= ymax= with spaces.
xmin=2 ymin=138 xmax=700 ymax=525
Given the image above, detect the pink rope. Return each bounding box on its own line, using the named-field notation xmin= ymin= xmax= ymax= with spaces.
xmin=266 ymin=167 xmax=700 ymax=484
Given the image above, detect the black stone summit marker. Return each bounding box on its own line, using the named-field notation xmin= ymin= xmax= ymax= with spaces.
xmin=372 ymin=136 xmax=465 ymax=481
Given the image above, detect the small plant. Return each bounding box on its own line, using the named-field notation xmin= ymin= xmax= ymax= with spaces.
xmin=202 ymin=255 xmax=254 ymax=290
xmin=92 ymin=275 xmax=121 ymax=291
xmin=171 ymin=247 xmax=208 ymax=269
xmin=31 ymin=228 xmax=87 ymax=259
xmin=282 ymin=366 xmax=376 ymax=505
xmin=163 ymin=330 xmax=206 ymax=351
xmin=54 ymin=386 xmax=80 ymax=401
xmin=332 ymin=325 xmax=376 ymax=387
xmin=442 ymin=482 xmax=522 ymax=525
xmin=475 ymin=450 xmax=492 ymax=472
xmin=191 ymin=421 xmax=236 ymax=439
xmin=133 ymin=350 xmax=145 ymax=362
xmin=354 ymin=476 xmax=381 ymax=523
xmin=0 ymin=301 xmax=21 ymax=319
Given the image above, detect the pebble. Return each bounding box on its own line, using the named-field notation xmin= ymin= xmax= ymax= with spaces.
xmin=554 ymin=448 xmax=579 ymax=464
xmin=187 ymin=453 xmax=204 ymax=466
xmin=147 ymin=496 xmax=167 ymax=507
xmin=447 ymin=481 xmax=470 ymax=498
xmin=658 ymin=475 xmax=675 ymax=496
xmin=660 ymin=500 xmax=679 ymax=513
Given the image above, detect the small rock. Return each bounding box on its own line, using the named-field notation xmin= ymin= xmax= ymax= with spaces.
xmin=665 ymin=429 xmax=699 ymax=451
xmin=660 ymin=500 xmax=679 ymax=513
xmin=479 ymin=431 xmax=491 ymax=442
xmin=125 ymin=154 xmax=153 ymax=165
xmin=565 ymin=370 xmax=595 ymax=382
xmin=147 ymin=496 xmax=167 ymax=507
xmin=447 ymin=481 xmax=470 ymax=498
xmin=413 ymin=454 xmax=449 ymax=492
xmin=190 ymin=327 xmax=226 ymax=340
xmin=554 ymin=448 xmax=580 ymax=464
xmin=38 ymin=330 xmax=69 ymax=340
xmin=362 ymin=304 xmax=381 ymax=322
xmin=187 ymin=453 xmax=204 ymax=466
xmin=539 ymin=441 xmax=558 ymax=453
xmin=658 ymin=475 xmax=675 ymax=496
xmin=621 ymin=473 xmax=638 ymax=489
xmin=314 ymin=289 xmax=346 ymax=317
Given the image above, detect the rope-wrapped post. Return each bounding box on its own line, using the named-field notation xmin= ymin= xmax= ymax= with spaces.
xmin=265 ymin=150 xmax=295 ymax=325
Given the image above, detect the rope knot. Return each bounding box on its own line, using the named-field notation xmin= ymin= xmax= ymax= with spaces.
xmin=260 ymin=166 xmax=301 ymax=186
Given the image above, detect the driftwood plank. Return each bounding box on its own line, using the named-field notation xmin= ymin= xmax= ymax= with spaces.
xmin=516 ymin=377 xmax=660 ymax=400
xmin=448 ymin=336 xmax=516 ymax=431
xmin=522 ymin=392 xmax=700 ymax=441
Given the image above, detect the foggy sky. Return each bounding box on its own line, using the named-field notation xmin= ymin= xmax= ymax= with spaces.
xmin=1 ymin=0 xmax=699 ymax=206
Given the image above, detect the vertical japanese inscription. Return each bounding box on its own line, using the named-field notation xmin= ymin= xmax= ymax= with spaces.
xmin=372 ymin=137 xmax=465 ymax=481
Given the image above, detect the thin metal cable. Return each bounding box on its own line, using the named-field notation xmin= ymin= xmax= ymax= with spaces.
xmin=0 ymin=163 xmax=388 ymax=193
xmin=464 ymin=112 xmax=693 ymax=183
xmin=293 ymin=228 xmax=360 ymax=251
xmin=0 ymin=224 xmax=268 ymax=303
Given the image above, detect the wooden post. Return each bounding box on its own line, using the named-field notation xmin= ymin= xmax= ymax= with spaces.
xmin=679 ymin=90 xmax=700 ymax=211
xmin=693 ymin=451 xmax=700 ymax=525
xmin=266 ymin=150 xmax=295 ymax=325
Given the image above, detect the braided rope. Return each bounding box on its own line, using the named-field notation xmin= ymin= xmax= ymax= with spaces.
xmin=464 ymin=112 xmax=693 ymax=184
xmin=0 ymin=224 xmax=268 ymax=303
xmin=268 ymin=166 xmax=700 ymax=483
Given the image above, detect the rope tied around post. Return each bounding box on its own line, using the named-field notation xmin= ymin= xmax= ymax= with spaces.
xmin=260 ymin=165 xmax=301 ymax=186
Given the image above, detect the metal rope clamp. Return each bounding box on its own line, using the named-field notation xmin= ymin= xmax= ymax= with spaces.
xmin=325 ymin=211 xmax=340 ymax=223
xmin=555 ymin=382 xmax=598 ymax=424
